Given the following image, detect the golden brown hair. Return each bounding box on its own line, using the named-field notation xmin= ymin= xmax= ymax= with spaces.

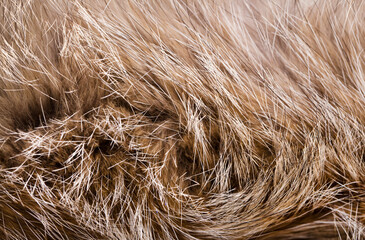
xmin=1 ymin=0 xmax=365 ymax=239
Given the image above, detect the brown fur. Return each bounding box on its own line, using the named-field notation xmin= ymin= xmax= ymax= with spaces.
xmin=1 ymin=0 xmax=365 ymax=239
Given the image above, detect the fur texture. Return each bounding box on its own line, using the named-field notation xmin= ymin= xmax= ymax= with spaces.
xmin=1 ymin=0 xmax=365 ymax=239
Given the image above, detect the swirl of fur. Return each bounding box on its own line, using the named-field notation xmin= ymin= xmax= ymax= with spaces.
xmin=1 ymin=0 xmax=365 ymax=239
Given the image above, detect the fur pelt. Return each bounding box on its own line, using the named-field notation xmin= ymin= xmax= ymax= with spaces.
xmin=1 ymin=0 xmax=365 ymax=239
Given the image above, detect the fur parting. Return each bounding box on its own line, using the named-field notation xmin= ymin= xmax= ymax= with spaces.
xmin=0 ymin=0 xmax=365 ymax=239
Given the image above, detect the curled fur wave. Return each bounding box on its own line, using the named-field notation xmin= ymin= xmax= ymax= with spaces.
xmin=1 ymin=0 xmax=365 ymax=239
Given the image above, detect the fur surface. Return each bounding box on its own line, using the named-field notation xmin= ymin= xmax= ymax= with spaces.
xmin=1 ymin=0 xmax=365 ymax=239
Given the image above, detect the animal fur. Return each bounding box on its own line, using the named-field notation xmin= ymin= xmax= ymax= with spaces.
xmin=0 ymin=0 xmax=365 ymax=239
